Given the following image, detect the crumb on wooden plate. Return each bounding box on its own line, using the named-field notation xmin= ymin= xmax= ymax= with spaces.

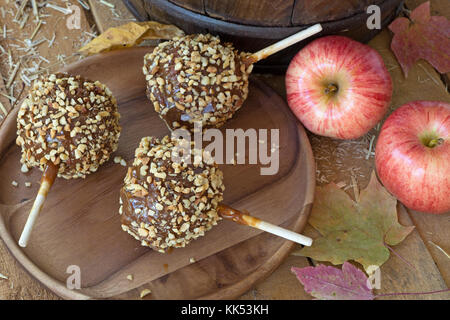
xmin=20 ymin=163 xmax=29 ymax=173
xmin=126 ymin=274 xmax=133 ymax=281
xmin=25 ymin=182 xmax=32 ymax=187
xmin=114 ymin=156 xmax=127 ymax=166
xmin=189 ymin=257 xmax=196 ymax=263
xmin=140 ymin=289 xmax=151 ymax=299
xmin=11 ymin=180 xmax=18 ymax=187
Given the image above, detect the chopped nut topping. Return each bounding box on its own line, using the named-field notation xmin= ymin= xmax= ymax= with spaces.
xmin=143 ymin=34 xmax=251 ymax=131
xmin=119 ymin=136 xmax=225 ymax=252
xmin=16 ymin=73 xmax=121 ymax=179
xmin=19 ymin=163 xmax=29 ymax=175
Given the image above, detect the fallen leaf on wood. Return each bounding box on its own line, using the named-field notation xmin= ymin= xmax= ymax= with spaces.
xmin=298 ymin=172 xmax=414 ymax=273
xmin=291 ymin=262 xmax=374 ymax=300
xmin=389 ymin=1 xmax=450 ymax=76
xmin=292 ymin=262 xmax=450 ymax=300
xmin=79 ymin=21 xmax=185 ymax=56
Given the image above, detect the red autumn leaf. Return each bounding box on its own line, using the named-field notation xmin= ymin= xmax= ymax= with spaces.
xmin=389 ymin=1 xmax=450 ymax=77
xmin=291 ymin=262 xmax=375 ymax=300
xmin=291 ymin=262 xmax=450 ymax=300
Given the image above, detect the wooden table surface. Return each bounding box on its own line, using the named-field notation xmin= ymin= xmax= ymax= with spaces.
xmin=0 ymin=0 xmax=448 ymax=300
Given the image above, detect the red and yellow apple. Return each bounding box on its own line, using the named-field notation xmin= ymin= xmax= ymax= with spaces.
xmin=375 ymin=101 xmax=450 ymax=214
xmin=286 ymin=36 xmax=392 ymax=139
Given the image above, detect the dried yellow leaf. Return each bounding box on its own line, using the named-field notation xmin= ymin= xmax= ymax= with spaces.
xmin=79 ymin=21 xmax=185 ymax=56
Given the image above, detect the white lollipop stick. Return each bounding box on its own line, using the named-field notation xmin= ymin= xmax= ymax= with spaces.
xmin=246 ymin=23 xmax=323 ymax=64
xmin=251 ymin=219 xmax=313 ymax=246
xmin=19 ymin=163 xmax=58 ymax=247
xmin=218 ymin=204 xmax=312 ymax=247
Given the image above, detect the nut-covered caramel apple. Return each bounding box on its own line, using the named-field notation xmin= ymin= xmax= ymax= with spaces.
xmin=120 ymin=136 xmax=225 ymax=253
xmin=16 ymin=73 xmax=121 ymax=179
xmin=143 ymin=34 xmax=253 ymax=131
xmin=16 ymin=73 xmax=121 ymax=247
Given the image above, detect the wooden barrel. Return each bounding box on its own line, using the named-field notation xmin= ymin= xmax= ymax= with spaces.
xmin=123 ymin=0 xmax=403 ymax=72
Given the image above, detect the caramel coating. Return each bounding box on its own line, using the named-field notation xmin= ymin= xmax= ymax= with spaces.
xmin=143 ymin=34 xmax=253 ymax=131
xmin=120 ymin=136 xmax=225 ymax=253
xmin=16 ymin=73 xmax=121 ymax=179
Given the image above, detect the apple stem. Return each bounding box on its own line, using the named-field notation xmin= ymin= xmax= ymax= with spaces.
xmin=324 ymin=83 xmax=338 ymax=95
xmin=427 ymin=138 xmax=444 ymax=148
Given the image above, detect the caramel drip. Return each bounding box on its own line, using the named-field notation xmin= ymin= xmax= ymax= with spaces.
xmin=40 ymin=162 xmax=58 ymax=196
xmin=217 ymin=204 xmax=260 ymax=227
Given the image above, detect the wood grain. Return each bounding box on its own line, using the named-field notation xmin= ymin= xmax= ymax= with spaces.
xmin=239 ymin=254 xmax=313 ymax=300
xmin=170 ymin=0 xmax=205 ymax=13
xmin=204 ymin=0 xmax=294 ymax=27
xmin=377 ymin=205 xmax=449 ymax=299
xmin=292 ymin=0 xmax=385 ymax=25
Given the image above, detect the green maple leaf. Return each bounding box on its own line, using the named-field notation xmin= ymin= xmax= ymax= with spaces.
xmin=299 ymin=172 xmax=414 ymax=273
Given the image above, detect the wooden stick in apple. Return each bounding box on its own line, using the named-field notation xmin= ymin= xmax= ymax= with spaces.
xmin=19 ymin=163 xmax=57 ymax=247
xmin=246 ymin=23 xmax=323 ymax=64
xmin=16 ymin=73 xmax=121 ymax=247
xmin=143 ymin=24 xmax=323 ymax=132
xmin=218 ymin=204 xmax=313 ymax=246
xmin=119 ymin=136 xmax=312 ymax=254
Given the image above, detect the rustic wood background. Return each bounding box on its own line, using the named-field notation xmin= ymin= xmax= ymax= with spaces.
xmin=0 ymin=0 xmax=448 ymax=299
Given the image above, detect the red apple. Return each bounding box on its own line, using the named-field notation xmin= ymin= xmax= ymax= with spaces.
xmin=375 ymin=101 xmax=450 ymax=214
xmin=286 ymin=36 xmax=392 ymax=139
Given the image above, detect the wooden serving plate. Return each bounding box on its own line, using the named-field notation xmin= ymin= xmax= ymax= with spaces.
xmin=0 ymin=47 xmax=315 ymax=299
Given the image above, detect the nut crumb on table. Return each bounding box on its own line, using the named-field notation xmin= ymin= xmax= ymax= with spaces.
xmin=140 ymin=289 xmax=151 ymax=299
